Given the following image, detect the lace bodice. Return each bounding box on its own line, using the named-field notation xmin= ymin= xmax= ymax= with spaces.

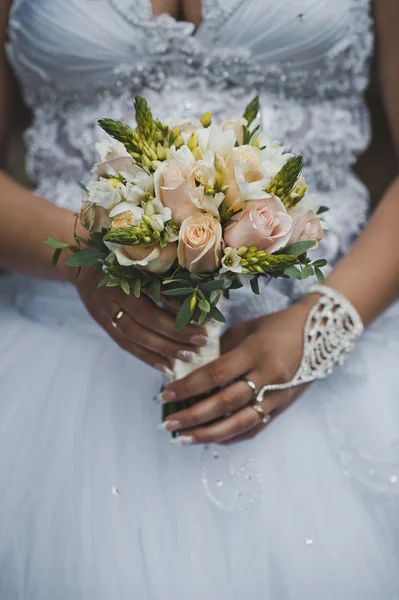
xmin=5 ymin=0 xmax=374 ymax=308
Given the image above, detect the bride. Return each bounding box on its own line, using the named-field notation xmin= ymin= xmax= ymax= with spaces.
xmin=1 ymin=0 xmax=399 ymax=598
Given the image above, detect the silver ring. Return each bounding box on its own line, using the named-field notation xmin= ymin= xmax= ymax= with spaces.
xmin=111 ymin=308 xmax=125 ymax=328
xmin=241 ymin=377 xmax=257 ymax=396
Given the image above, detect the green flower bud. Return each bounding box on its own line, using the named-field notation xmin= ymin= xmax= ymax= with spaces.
xmin=200 ymin=111 xmax=212 ymax=128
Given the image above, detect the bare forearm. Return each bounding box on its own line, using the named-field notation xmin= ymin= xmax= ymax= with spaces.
xmin=0 ymin=171 xmax=78 ymax=280
xmin=321 ymin=176 xmax=399 ymax=326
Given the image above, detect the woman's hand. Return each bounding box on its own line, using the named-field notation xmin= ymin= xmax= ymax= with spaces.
xmin=72 ymin=266 xmax=208 ymax=372
xmin=159 ymin=298 xmax=315 ymax=444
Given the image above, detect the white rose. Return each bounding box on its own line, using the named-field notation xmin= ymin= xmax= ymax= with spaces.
xmin=258 ymin=135 xmax=293 ymax=180
xmin=221 ymin=117 xmax=248 ymax=145
xmin=95 ymin=140 xmax=130 ymax=162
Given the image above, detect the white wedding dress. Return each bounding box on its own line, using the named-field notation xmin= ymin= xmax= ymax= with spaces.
xmin=2 ymin=0 xmax=399 ymax=598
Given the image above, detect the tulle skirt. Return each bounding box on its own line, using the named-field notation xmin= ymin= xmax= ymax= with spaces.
xmin=0 ymin=274 xmax=399 ymax=600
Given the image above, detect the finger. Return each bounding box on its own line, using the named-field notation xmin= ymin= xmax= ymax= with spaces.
xmin=179 ymin=405 xmax=260 ymax=445
xmin=164 ymin=379 xmax=258 ymax=431
xmin=164 ymin=344 xmax=255 ymax=402
xmin=120 ymin=295 xmax=208 ymax=348
xmin=100 ymin=318 xmax=172 ymax=372
xmin=112 ymin=312 xmax=203 ymax=362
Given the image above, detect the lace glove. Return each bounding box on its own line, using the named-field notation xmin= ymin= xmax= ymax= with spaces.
xmin=255 ymin=285 xmax=364 ymax=401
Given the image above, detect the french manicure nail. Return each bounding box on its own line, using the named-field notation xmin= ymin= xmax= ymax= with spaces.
xmin=154 ymin=390 xmax=176 ymax=404
xmin=157 ymin=420 xmax=182 ymax=433
xmin=190 ymin=334 xmax=208 ymax=347
xmin=177 ymin=350 xmax=203 ymax=365
xmin=169 ymin=435 xmax=194 ymax=446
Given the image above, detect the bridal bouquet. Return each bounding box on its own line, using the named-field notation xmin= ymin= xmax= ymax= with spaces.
xmin=44 ymin=96 xmax=326 ymax=421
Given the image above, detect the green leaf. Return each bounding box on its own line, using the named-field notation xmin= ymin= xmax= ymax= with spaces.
xmin=90 ymin=231 xmax=108 ymax=253
xmin=162 ymin=278 xmax=190 ymax=285
xmin=243 ymin=96 xmax=259 ymax=126
xmin=133 ymin=278 xmax=141 ymax=298
xmin=121 ymin=279 xmax=131 ymax=295
xmin=52 ymin=248 xmax=63 ymax=267
xmin=280 ymin=241 xmax=315 ymax=256
xmin=74 ymin=235 xmax=90 ymax=247
xmin=315 ymin=267 xmax=325 ymax=283
xmin=199 ymin=280 xmax=226 ymax=292
xmin=78 ymin=181 xmax=88 ymax=192
xmin=175 ymin=295 xmax=195 ymax=331
xmin=301 ymin=265 xmax=314 ymax=279
xmin=250 ymin=277 xmax=260 ymax=295
xmin=98 ymin=274 xmax=110 ymax=288
xmin=66 ymin=247 xmax=105 ymax=267
xmin=208 ymin=305 xmax=226 ymax=324
xmin=284 ymin=265 xmax=302 ymax=280
xmin=162 ymin=288 xmax=194 ymax=296
xmin=198 ymin=311 xmax=208 ymax=325
xmin=317 ymin=206 xmax=329 ymax=215
xmin=150 ymin=278 xmax=161 ymax=302
xmin=106 ymin=280 xmax=121 ymax=288
xmin=312 ymin=259 xmax=328 ymax=268
xmin=43 ymin=235 xmax=70 ymax=249
xmin=198 ymin=298 xmax=211 ymax=313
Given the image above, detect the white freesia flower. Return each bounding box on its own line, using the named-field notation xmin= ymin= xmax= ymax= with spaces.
xmin=87 ymin=178 xmax=125 ymax=210
xmin=257 ymin=134 xmax=293 ymax=180
xmin=150 ymin=197 xmax=172 ymax=223
xmin=109 ymin=201 xmax=144 ymax=221
xmin=220 ymin=247 xmax=243 ymax=274
xmin=233 ymin=161 xmax=270 ymax=206
xmin=197 ymin=125 xmax=236 ymax=159
xmin=122 ymin=182 xmax=146 ymax=204
xmin=188 ymin=187 xmax=225 ymax=218
xmin=168 ymin=145 xmax=196 ymax=169
xmin=193 ymin=151 xmax=218 ymax=187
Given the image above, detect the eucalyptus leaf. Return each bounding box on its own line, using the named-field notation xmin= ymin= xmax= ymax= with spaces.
xmin=98 ymin=274 xmax=110 ymax=288
xmin=250 ymin=277 xmax=260 ymax=295
xmin=133 ymin=278 xmax=141 ymax=298
xmin=199 ymin=280 xmax=226 ymax=292
xmin=284 ymin=265 xmax=302 ymax=280
xmin=198 ymin=311 xmax=208 ymax=325
xmin=175 ymin=295 xmax=195 ymax=331
xmin=66 ymin=247 xmax=105 ymax=267
xmin=280 ymin=240 xmax=315 ymax=256
xmin=317 ymin=206 xmax=329 ymax=215
xmin=121 ymin=279 xmax=131 ymax=295
xmin=106 ymin=280 xmax=121 ymax=288
xmin=43 ymin=235 xmax=70 ymax=249
xmin=150 ymin=278 xmax=161 ymax=302
xmin=312 ymin=259 xmax=328 ymax=268
xmin=52 ymin=248 xmax=62 ymax=267
xmin=90 ymin=231 xmax=108 ymax=253
xmin=315 ymin=267 xmax=325 ymax=283
xmin=301 ymin=265 xmax=314 ymax=279
xmin=162 ymin=288 xmax=194 ymax=296
xmin=208 ymin=305 xmax=226 ymax=324
xmin=74 ymin=236 xmax=90 ymax=247
xmin=198 ymin=298 xmax=211 ymax=313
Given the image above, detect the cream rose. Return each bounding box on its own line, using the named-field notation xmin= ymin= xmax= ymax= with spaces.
xmin=115 ymin=243 xmax=178 ymax=275
xmin=221 ymin=117 xmax=248 ymax=145
xmin=224 ymin=196 xmax=293 ymax=254
xmin=154 ymin=159 xmax=196 ymax=223
xmin=178 ymin=214 xmax=223 ymax=273
xmin=289 ymin=211 xmax=324 ymax=247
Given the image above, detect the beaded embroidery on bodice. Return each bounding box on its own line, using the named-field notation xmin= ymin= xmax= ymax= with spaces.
xmin=6 ymin=0 xmax=374 ymax=292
